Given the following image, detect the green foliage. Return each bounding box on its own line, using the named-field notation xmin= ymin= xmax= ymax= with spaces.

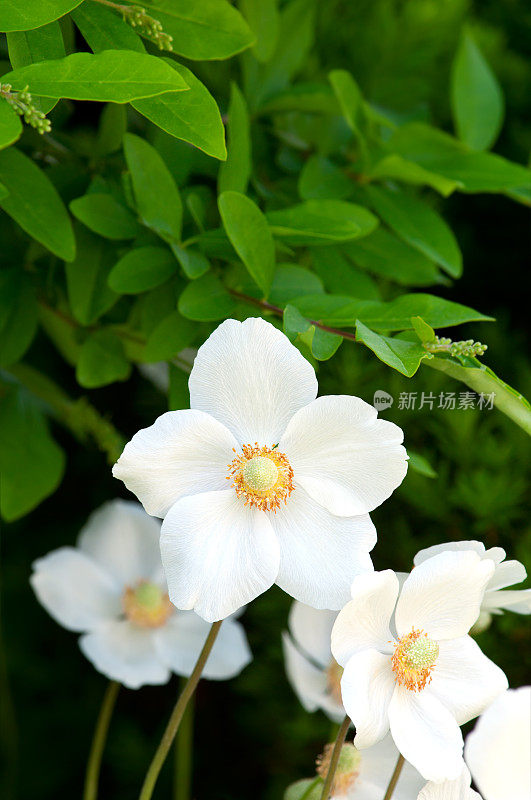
xmin=219 ymin=191 xmax=275 ymax=295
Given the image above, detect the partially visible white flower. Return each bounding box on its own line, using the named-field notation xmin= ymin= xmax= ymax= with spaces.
xmin=114 ymin=318 xmax=407 ymax=622
xmin=414 ymin=541 xmax=531 ymax=632
xmin=331 ymin=552 xmax=508 ymax=782
xmin=418 ymin=764 xmax=481 ymax=799
xmin=31 ymin=500 xmax=252 ymax=689
xmin=282 ymin=601 xmax=344 ymax=722
xmin=465 ymin=687 xmax=531 ymax=800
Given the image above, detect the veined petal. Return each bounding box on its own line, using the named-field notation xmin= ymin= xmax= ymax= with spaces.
xmin=154 ymin=611 xmax=251 ymax=680
xmin=279 ymin=395 xmax=407 ymax=516
xmin=79 ymin=500 xmax=163 ymax=586
xmin=359 ymin=734 xmax=424 ymax=800
xmin=31 ymin=548 xmax=121 ymax=632
xmin=331 ymin=570 xmax=397 ymax=667
xmin=340 ymin=648 xmax=395 ymax=749
xmin=288 ymin=601 xmax=337 ymax=668
xmin=428 ymin=636 xmax=508 ymax=725
xmin=465 ymin=687 xmax=531 ymax=800
xmin=282 ymin=632 xmax=344 ymax=721
xmin=271 ymin=486 xmax=376 ymax=609
xmin=189 ymin=317 xmax=318 ymax=444
xmin=389 ymin=688 xmax=463 ymax=782
xmin=482 ymin=587 xmax=531 ymax=614
xmin=414 ymin=541 xmax=485 ymax=566
xmin=486 ymin=559 xmax=527 ymax=591
xmin=395 ymin=551 xmax=494 ymax=640
xmin=112 ymin=409 xmax=239 ymax=518
xmin=160 ymin=490 xmax=280 ymax=622
xmin=417 ymin=765 xmax=480 ymax=800
xmin=79 ymin=620 xmax=169 ymax=689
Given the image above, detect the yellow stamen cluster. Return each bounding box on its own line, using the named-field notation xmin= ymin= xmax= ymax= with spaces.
xmin=392 ymin=628 xmax=439 ymax=692
xmin=123 ymin=581 xmax=173 ymax=628
xmin=316 ymin=743 xmax=361 ymax=794
xmin=227 ymin=443 xmax=294 ymax=512
xmin=326 ymin=658 xmax=344 ymax=705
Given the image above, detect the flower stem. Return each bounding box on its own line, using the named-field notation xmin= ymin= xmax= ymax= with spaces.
xmin=139 ymin=621 xmax=222 ymax=800
xmin=382 ymin=753 xmax=405 ymax=800
xmin=319 ymin=715 xmax=351 ymax=800
xmin=174 ymin=679 xmax=194 ymax=800
xmin=83 ymin=680 xmax=120 ymax=800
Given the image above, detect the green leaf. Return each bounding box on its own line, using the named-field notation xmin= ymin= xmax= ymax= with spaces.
xmin=0 ymin=269 xmax=38 ymax=367
xmin=269 ymin=264 xmax=323 ymax=305
xmin=267 ymin=200 xmax=378 ymax=246
xmin=65 ymin=225 xmax=118 ymax=324
xmin=146 ymin=0 xmax=254 ymax=60
xmin=328 ymin=69 xmax=365 ymax=141
xmin=2 ymin=50 xmax=188 ymax=102
xmin=0 ymin=0 xmax=83 ymax=32
xmin=240 ymin=0 xmax=278 ymax=62
xmin=451 ymin=33 xmax=504 ymax=151
xmin=133 ymin=62 xmax=227 ymax=160
xmin=311 ymin=247 xmax=379 ymax=299
xmin=283 ymin=304 xmax=311 ymax=338
xmin=218 ymin=83 xmax=251 ymax=193
xmin=6 ymin=21 xmax=65 ymax=114
xmin=368 ymin=155 xmax=461 ymax=197
xmin=284 ymin=778 xmax=322 ymax=800
xmin=171 ymin=245 xmax=210 ymax=280
xmin=342 ymin=229 xmax=440 ymax=287
xmin=178 ymin=272 xmax=236 ymax=321
xmin=218 ymin=191 xmax=275 ymax=295
xmin=96 ymin=103 xmax=127 ymax=157
xmin=108 ymin=246 xmax=177 ymax=294
xmin=76 ymin=330 xmax=131 ymax=388
xmin=258 ymin=82 xmax=339 ymax=115
xmin=355 ymin=320 xmax=429 ymax=377
xmin=298 ymin=156 xmax=353 ymax=200
xmin=71 ymin=3 xmax=145 ymax=52
xmin=0 ymin=147 xmax=75 ymax=260
xmin=366 ymin=186 xmax=462 ymax=278
xmin=124 ymin=132 xmax=182 ymax=242
xmin=407 ymin=450 xmax=437 ymax=478
xmin=70 ymin=193 xmax=139 ymax=240
xmin=144 ymin=311 xmax=196 ymax=362
xmin=0 ymin=99 xmax=22 ymax=151
xmin=411 ymin=316 xmax=436 ymax=343
xmin=309 ymin=327 xmax=342 ymax=360
xmin=0 ymin=387 xmax=65 ymax=521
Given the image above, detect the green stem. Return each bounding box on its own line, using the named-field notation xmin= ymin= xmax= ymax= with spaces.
xmin=139 ymin=621 xmax=222 ymax=800
xmin=174 ymin=680 xmax=194 ymax=800
xmin=83 ymin=681 xmax=120 ymax=800
xmin=382 ymin=754 xmax=404 ymax=800
xmin=319 ymin=715 xmax=350 ymax=800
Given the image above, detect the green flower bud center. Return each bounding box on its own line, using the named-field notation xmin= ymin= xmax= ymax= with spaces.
xmin=404 ymin=637 xmax=439 ymax=670
xmin=336 ymin=743 xmax=362 ymax=775
xmin=242 ymin=456 xmax=279 ymax=492
xmin=134 ymin=582 xmax=163 ymax=610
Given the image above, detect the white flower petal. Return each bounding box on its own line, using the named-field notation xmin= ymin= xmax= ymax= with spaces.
xmin=389 ymin=688 xmax=464 ymax=782
xmin=395 ymin=551 xmax=494 ymax=640
xmin=486 ymin=559 xmax=527 ymax=591
xmin=31 ymin=548 xmax=121 ymax=632
xmin=78 ymin=500 xmax=163 ymax=586
xmin=282 ymin=632 xmax=344 ymax=721
xmin=112 ymin=409 xmax=239 ymax=518
xmin=483 ymin=587 xmax=531 ymax=614
xmin=154 ymin=611 xmax=251 ymax=680
xmin=160 ymin=490 xmax=280 ymax=622
xmin=465 ymin=687 xmax=531 ymax=800
xmin=358 ymin=734 xmax=425 ymax=800
xmin=279 ymin=395 xmax=408 ymax=516
xmin=288 ymin=601 xmax=337 ymax=668
xmin=414 ymin=541 xmax=485 ymax=566
xmin=331 ymin=571 xmax=397 ymax=667
xmin=189 ymin=317 xmax=318 ymax=444
xmin=428 ymin=636 xmax=508 ymax=725
xmin=417 ymin=765 xmax=480 ymax=800
xmin=271 ymin=487 xmax=376 ymax=610
xmin=79 ymin=620 xmax=169 ymax=689
xmin=340 ymin=649 xmax=395 ymax=749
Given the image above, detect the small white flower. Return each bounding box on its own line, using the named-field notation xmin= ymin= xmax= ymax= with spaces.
xmin=417 ymin=764 xmax=481 ymax=800
xmin=414 ymin=541 xmax=531 ymax=632
xmin=30 ymin=500 xmax=252 ymax=689
xmin=113 ymin=317 xmax=407 ymax=622
xmin=465 ymin=687 xmax=531 ymax=800
xmin=331 ymin=551 xmax=508 ymax=782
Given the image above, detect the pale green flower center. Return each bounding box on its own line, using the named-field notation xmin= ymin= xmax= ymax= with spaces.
xmin=134 ymin=582 xmax=164 ymax=610
xmin=404 ymin=636 xmax=439 ymax=670
xmin=123 ymin=580 xmax=172 ymax=628
xmin=242 ymin=455 xmax=279 ymax=492
xmin=392 ymin=628 xmax=439 ymax=691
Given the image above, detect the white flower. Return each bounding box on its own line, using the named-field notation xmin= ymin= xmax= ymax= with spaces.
xmin=414 ymin=541 xmax=531 ymax=632
xmin=465 ymin=687 xmax=531 ymax=800
xmin=30 ymin=500 xmax=252 ymax=689
xmin=113 ymin=317 xmax=407 ymax=622
xmin=417 ymin=765 xmax=481 ymax=800
xmin=331 ymin=551 xmax=508 ymax=782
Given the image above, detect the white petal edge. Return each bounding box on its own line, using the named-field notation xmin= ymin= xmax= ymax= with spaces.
xmin=486 ymin=559 xmax=527 ymax=591
xmin=340 ymin=648 xmax=395 ymax=749
xmin=417 ymin=765 xmax=481 ymax=800
xmin=31 ymin=547 xmax=121 ymax=632
xmin=154 ymin=611 xmax=251 ymax=680
xmin=357 ymin=733 xmax=425 ymax=800
xmin=160 ymin=490 xmax=280 ymax=622
xmin=482 ymin=587 xmax=531 ymax=614
xmin=331 ymin=570 xmax=397 ymax=667
xmin=282 ymin=632 xmax=344 ymax=721
xmin=189 ymin=317 xmax=318 ymax=444
xmin=279 ymin=394 xmax=408 ymax=516
xmin=112 ymin=409 xmax=239 ymax=518
xmin=288 ymin=601 xmax=337 ymax=669
xmin=79 ymin=620 xmax=169 ymax=689
xmin=414 ymin=541 xmax=485 ymax=567
xmin=271 ymin=486 xmax=376 ymax=610
xmin=395 ymin=551 xmax=494 ymax=640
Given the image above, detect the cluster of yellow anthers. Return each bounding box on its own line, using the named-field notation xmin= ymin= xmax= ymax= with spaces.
xmin=227 ymin=443 xmax=294 ymax=512
xmin=123 ymin=581 xmax=173 ymax=628
xmin=392 ymin=627 xmax=440 ymax=692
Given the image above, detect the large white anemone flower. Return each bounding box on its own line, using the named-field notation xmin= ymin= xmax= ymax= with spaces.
xmin=113 ymin=317 xmax=407 ymax=622
xmin=465 ymin=687 xmax=531 ymax=800
xmin=331 ymin=551 xmax=508 ymax=782
xmin=414 ymin=541 xmax=531 ymax=632
xmin=31 ymin=500 xmax=252 ymax=689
